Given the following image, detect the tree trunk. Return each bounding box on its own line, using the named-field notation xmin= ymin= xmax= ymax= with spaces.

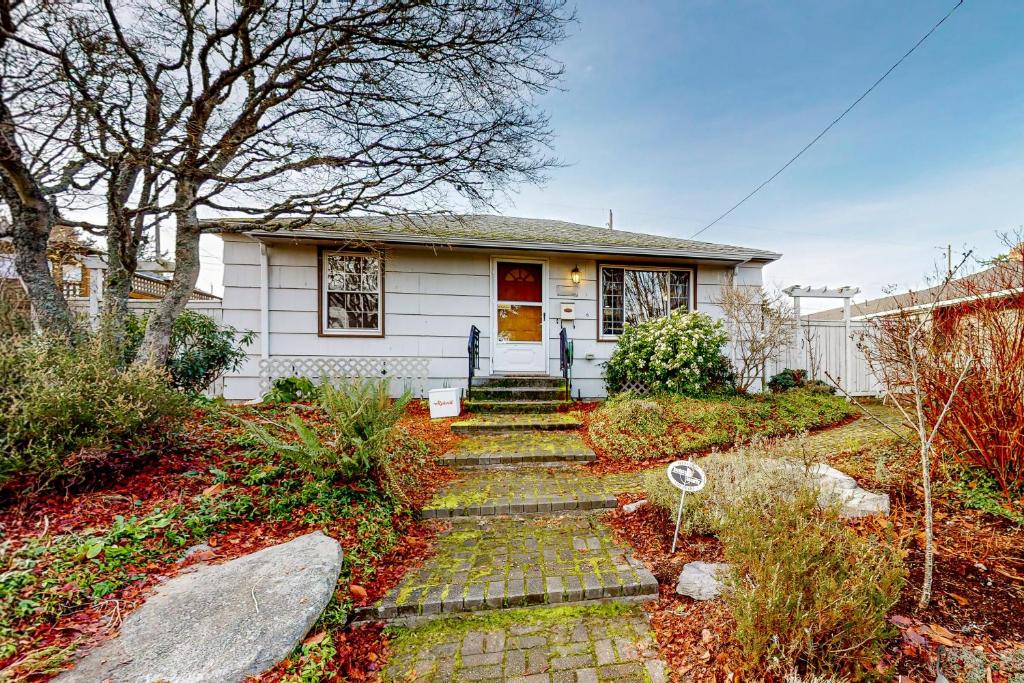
xmin=102 ymin=163 xmax=142 ymax=346
xmin=137 ymin=183 xmax=200 ymax=364
xmin=0 ymin=98 xmax=75 ymax=337
xmin=918 ymin=439 xmax=935 ymax=609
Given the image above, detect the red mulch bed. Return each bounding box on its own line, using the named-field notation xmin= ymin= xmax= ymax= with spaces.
xmin=604 ymin=493 xmax=741 ymax=682
xmin=0 ymin=403 xmax=461 ymax=681
xmin=605 ymin=477 xmax=1024 ymax=683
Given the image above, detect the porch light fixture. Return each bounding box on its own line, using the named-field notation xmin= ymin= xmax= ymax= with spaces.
xmin=570 ymin=265 xmax=581 ymax=285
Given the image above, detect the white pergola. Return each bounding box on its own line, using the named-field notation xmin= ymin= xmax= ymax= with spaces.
xmin=782 ymin=285 xmax=861 ymax=394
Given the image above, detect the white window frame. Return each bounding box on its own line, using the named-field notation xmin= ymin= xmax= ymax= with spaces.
xmin=598 ymin=264 xmax=696 ymax=341
xmin=321 ymin=250 xmax=383 ymax=336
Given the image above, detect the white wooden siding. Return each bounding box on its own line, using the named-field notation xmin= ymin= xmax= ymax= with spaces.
xmin=219 ymin=234 xmax=765 ymax=400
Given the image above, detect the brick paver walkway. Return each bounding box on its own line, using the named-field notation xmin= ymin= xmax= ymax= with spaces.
xmin=385 ymin=604 xmax=667 ymax=683
xmin=375 ymin=423 xmax=668 ymax=682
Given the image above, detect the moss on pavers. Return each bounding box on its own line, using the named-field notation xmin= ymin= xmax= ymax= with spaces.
xmin=441 ymin=432 xmax=596 ymax=466
xmin=463 ymin=399 xmax=571 ymax=414
xmin=451 ymin=413 xmax=582 ymax=434
xmin=362 ymin=515 xmax=658 ymax=621
xmin=383 ymin=603 xmax=668 ymax=683
xmin=423 ymin=466 xmax=620 ymax=517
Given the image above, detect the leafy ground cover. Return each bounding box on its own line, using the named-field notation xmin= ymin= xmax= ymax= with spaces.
xmin=0 ymin=400 xmax=459 ymax=681
xmin=604 ymin=402 xmax=1024 ymax=682
xmin=582 ymin=389 xmax=855 ymax=470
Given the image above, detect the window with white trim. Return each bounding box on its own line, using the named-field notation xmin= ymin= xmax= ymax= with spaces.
xmin=322 ymin=251 xmax=382 ymax=334
xmin=599 ymin=265 xmax=693 ymax=339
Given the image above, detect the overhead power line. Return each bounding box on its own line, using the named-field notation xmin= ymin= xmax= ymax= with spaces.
xmin=691 ymin=0 xmax=966 ymax=239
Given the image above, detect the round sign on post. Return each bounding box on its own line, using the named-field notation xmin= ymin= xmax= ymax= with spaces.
xmin=667 ymin=459 xmax=706 ymax=553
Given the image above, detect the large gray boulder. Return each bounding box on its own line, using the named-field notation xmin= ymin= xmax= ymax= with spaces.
xmin=57 ymin=531 xmax=343 ymax=683
xmin=806 ymin=463 xmax=890 ymax=517
xmin=676 ymin=561 xmax=730 ymax=601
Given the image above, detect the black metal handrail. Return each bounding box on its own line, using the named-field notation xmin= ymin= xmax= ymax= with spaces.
xmin=559 ymin=327 xmax=573 ymax=401
xmin=467 ymin=324 xmax=480 ymax=400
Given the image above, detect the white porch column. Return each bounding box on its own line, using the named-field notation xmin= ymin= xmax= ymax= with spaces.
xmin=259 ymin=242 xmax=269 ymax=359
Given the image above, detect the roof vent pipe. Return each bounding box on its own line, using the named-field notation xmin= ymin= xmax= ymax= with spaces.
xmin=607 ymin=209 xmax=613 ymax=230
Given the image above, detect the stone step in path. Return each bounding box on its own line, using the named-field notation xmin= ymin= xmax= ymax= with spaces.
xmin=422 ymin=466 xmax=619 ymax=518
xmin=451 ymin=413 xmax=582 ymax=434
xmin=440 ymin=433 xmax=596 ymax=467
xmin=358 ymin=516 xmax=657 ymax=620
xmin=384 ymin=603 xmax=668 ymax=683
xmin=373 ymin=411 xmax=669 ymax=681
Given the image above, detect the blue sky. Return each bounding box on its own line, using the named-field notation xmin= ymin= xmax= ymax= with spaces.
xmin=488 ymin=0 xmax=1024 ymax=310
xmin=197 ymin=2 xmax=1024 ymax=306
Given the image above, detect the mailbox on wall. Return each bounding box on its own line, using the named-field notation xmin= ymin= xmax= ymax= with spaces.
xmin=559 ymin=302 xmax=576 ymax=320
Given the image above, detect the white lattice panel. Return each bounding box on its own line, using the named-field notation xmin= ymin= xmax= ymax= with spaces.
xmin=258 ymin=357 xmax=429 ymax=396
xmin=614 ymin=380 xmax=653 ymax=396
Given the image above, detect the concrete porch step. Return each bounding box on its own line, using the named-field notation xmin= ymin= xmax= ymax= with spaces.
xmin=355 ymin=516 xmax=658 ymax=621
xmin=472 ymin=376 xmax=567 ymax=389
xmin=468 ymin=385 xmax=567 ymax=401
xmin=463 ymin=399 xmax=570 ymax=414
xmin=451 ymin=413 xmax=581 ymax=434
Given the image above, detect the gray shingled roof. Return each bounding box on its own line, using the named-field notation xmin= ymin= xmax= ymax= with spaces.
xmin=211 ymin=214 xmax=780 ymax=262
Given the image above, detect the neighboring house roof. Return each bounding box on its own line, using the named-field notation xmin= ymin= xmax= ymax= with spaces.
xmin=209 ymin=214 xmax=781 ymax=262
xmin=0 ymin=238 xmax=220 ymax=302
xmin=805 ymin=260 xmax=1024 ymax=321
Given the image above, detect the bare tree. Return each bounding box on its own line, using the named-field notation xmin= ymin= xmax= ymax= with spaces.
xmin=39 ymin=0 xmax=568 ymax=363
xmin=0 ymin=0 xmax=99 ymax=336
xmin=859 ymin=253 xmax=974 ymax=609
xmin=717 ymin=279 xmax=794 ymax=392
xmin=5 ymin=0 xmax=569 ymax=355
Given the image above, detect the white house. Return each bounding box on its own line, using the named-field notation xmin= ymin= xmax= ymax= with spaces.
xmin=210 ymin=215 xmax=780 ymax=400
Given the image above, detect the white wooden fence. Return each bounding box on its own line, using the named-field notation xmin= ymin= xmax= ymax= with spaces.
xmin=766 ymin=320 xmax=883 ymax=396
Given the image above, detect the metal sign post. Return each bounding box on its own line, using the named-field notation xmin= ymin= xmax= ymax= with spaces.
xmin=667 ymin=459 xmax=707 ymax=554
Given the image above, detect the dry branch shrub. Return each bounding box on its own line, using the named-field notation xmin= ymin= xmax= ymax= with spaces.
xmin=720 ymin=487 xmax=905 ymax=680
xmin=864 ymin=258 xmax=1024 ymax=502
xmin=642 ymin=450 xmax=802 ymax=535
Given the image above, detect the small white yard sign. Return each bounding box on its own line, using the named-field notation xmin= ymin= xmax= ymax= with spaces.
xmin=667 ymin=459 xmax=707 ymax=553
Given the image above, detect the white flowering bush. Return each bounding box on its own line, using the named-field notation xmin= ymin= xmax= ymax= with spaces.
xmin=604 ymin=310 xmax=733 ymax=395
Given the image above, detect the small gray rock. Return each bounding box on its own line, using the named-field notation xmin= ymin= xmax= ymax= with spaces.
xmin=675 ymin=561 xmax=730 ymax=601
xmin=181 ymin=542 xmax=212 ymax=560
xmin=623 ymin=499 xmax=648 ymax=513
xmin=57 ymin=531 xmax=343 ymax=683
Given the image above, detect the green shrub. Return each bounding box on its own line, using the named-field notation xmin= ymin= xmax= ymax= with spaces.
xmin=262 ymin=376 xmax=317 ymax=403
xmin=769 ymin=368 xmax=836 ymax=395
xmin=720 ymin=486 xmax=905 ymax=680
xmin=0 ymin=336 xmax=187 ymax=488
xmin=589 ymin=391 xmax=853 ymax=461
xmin=768 ymin=368 xmax=806 ymax=392
xmin=124 ymin=310 xmax=254 ymax=395
xmin=604 ymin=310 xmax=733 ymax=395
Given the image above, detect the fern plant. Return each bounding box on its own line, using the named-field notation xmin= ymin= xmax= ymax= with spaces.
xmin=242 ymin=412 xmax=357 ymax=480
xmin=240 ymin=378 xmax=413 ymax=498
xmin=318 ymin=378 xmax=412 ymax=475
